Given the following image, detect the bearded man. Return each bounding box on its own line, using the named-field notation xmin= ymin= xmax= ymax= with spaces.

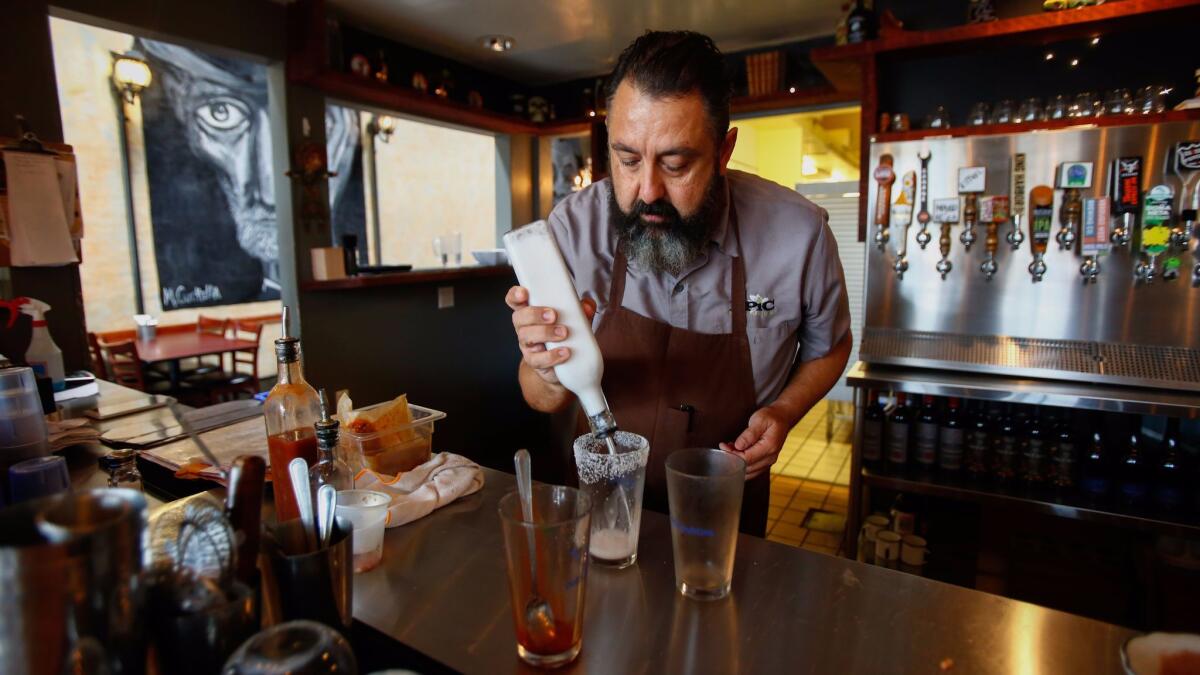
xmin=506 ymin=31 xmax=851 ymax=536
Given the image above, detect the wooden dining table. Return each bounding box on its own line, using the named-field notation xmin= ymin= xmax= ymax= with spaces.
xmin=136 ymin=332 xmax=258 ymax=390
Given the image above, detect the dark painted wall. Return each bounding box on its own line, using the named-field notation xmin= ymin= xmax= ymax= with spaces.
xmin=298 ymin=275 xmax=561 ymax=479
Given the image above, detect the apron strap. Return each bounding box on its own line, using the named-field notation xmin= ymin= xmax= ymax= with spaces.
xmin=609 ymin=242 xmax=630 ymax=309
xmin=729 ymin=200 xmax=748 ymax=336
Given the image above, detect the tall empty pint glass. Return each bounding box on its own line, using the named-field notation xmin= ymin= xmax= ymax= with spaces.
xmin=498 ymin=484 xmax=592 ymax=668
xmin=665 ymin=448 xmax=745 ymax=600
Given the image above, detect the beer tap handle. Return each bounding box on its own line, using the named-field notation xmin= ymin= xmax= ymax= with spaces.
xmin=1028 ymin=186 xmax=1054 ymax=282
xmin=932 ymin=198 xmax=959 ymax=280
xmin=1058 ymin=189 xmax=1081 ymax=251
xmin=1138 ymin=185 xmax=1175 ymax=284
xmin=1110 ymin=156 xmax=1141 ymax=248
xmin=937 ymin=223 xmax=954 ymax=279
xmin=916 ymin=151 xmax=932 ymax=249
xmin=960 ymin=193 xmax=978 ymax=251
xmin=1008 ymin=153 xmax=1026 ymax=250
xmin=1008 ymin=213 xmax=1026 ymax=249
xmin=1055 ymin=162 xmax=1091 ymax=251
xmin=874 ymin=155 xmax=896 ymax=252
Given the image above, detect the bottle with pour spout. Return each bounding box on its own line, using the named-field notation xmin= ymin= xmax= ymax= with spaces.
xmin=504 ymin=221 xmax=618 ymax=440
xmin=264 ymin=306 xmax=321 ymax=521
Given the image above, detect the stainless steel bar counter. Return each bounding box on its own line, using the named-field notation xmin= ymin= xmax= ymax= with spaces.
xmin=353 ymin=466 xmax=1136 ymax=674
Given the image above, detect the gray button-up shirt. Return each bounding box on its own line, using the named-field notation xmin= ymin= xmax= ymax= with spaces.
xmin=547 ymin=170 xmax=851 ymax=406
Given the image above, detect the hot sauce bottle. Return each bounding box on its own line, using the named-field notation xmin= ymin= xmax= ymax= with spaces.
xmin=265 ymin=307 xmax=321 ymax=522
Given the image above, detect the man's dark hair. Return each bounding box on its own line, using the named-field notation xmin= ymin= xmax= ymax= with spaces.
xmin=605 ymin=31 xmax=731 ymax=148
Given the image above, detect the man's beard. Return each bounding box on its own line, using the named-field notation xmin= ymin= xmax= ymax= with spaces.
xmin=609 ymin=173 xmax=724 ymax=277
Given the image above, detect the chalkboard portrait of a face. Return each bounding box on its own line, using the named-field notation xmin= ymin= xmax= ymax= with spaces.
xmin=139 ymin=38 xmax=280 ymax=309
xmin=552 ymin=137 xmax=585 ymax=206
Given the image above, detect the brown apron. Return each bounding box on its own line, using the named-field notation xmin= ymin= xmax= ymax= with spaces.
xmin=590 ymin=202 xmax=770 ymax=537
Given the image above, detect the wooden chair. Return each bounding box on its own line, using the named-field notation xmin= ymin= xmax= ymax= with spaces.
xmin=104 ymin=340 xmax=147 ymax=391
xmin=188 ymin=315 xmax=232 ymax=376
xmin=87 ymin=332 xmax=108 ymax=381
xmin=213 ymin=319 xmax=264 ymax=401
xmin=186 ymin=318 xmax=264 ymax=404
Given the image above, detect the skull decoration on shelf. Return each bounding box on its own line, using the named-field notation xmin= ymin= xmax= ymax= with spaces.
xmin=527 ymin=96 xmax=550 ymax=123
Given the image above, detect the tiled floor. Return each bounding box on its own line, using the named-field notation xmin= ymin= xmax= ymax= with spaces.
xmin=765 ymin=400 xmax=852 ymax=556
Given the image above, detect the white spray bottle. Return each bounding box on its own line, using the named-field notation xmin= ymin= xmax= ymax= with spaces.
xmin=20 ymin=298 xmax=65 ymax=392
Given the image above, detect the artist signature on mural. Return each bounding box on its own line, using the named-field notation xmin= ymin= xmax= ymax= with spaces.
xmin=162 ymin=284 xmax=223 ymax=309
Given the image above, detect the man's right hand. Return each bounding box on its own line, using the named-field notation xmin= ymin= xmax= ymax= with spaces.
xmin=505 ymin=286 xmax=597 ymax=386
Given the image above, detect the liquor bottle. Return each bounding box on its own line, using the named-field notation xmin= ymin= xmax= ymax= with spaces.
xmin=885 ymin=393 xmax=913 ymax=473
xmin=861 ymin=389 xmax=885 ymax=470
xmin=938 ymin=397 xmax=965 ymax=476
xmin=1050 ymin=412 xmax=1077 ymax=490
xmin=964 ymin=400 xmax=991 ymax=481
xmin=846 ymin=0 xmax=876 ymax=44
xmin=1153 ymin=418 xmax=1185 ymax=513
xmin=1079 ymin=430 xmax=1110 ymax=504
xmin=913 ymin=395 xmax=940 ymax=477
xmin=1020 ymin=406 xmax=1047 ymax=485
xmin=1117 ymin=432 xmax=1149 ymax=509
xmin=991 ymin=404 xmax=1018 ymax=483
xmin=264 ymin=307 xmax=322 ymax=522
xmin=310 ymin=389 xmax=353 ymax=494
xmin=835 ymin=3 xmax=851 ymax=45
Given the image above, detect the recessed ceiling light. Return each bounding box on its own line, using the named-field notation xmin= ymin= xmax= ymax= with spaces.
xmin=1070 ymin=58 xmax=1080 ymax=67
xmin=480 ymin=35 xmax=515 ymax=52
xmin=1044 ymin=52 xmax=1054 ymax=61
xmin=1090 ymin=36 xmax=1100 ymax=46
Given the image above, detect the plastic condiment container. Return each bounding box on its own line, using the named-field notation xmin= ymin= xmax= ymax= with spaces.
xmin=339 ymin=403 xmax=446 ymax=477
xmin=335 ymin=489 xmax=391 ymax=573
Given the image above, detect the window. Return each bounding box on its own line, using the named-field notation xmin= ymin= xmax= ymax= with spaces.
xmin=327 ymin=104 xmax=499 ymax=268
xmin=729 ymin=106 xmax=861 ymax=187
xmin=49 ymin=16 xmax=283 ymax=338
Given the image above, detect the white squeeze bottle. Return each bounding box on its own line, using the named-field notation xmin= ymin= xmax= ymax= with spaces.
xmin=504 ymin=221 xmax=618 ymax=438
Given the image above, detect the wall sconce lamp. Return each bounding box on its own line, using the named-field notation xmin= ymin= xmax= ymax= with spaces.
xmin=368 ymin=114 xmax=395 ymax=143
xmin=111 ymin=49 xmax=152 ymax=103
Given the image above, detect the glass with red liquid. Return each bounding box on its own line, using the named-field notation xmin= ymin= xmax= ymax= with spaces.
xmin=498 ymin=484 xmax=592 ymax=668
xmin=266 ymin=429 xmax=318 ymax=521
xmin=263 ymin=309 xmax=322 ymax=522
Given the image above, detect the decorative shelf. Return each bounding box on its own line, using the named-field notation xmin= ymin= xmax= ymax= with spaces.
xmin=862 ymin=467 xmax=1200 ymax=539
xmin=294 ymin=70 xmax=541 ymax=135
xmin=731 ymin=85 xmax=857 ymax=115
xmin=293 ymin=70 xmax=856 ymax=137
xmin=811 ymin=0 xmax=1200 ymax=96
xmin=871 ymin=108 xmax=1200 ymax=143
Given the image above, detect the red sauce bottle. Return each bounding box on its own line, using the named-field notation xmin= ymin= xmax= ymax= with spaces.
xmin=264 ymin=308 xmax=321 ymax=522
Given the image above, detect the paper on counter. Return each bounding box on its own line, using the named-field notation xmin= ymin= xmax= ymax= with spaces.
xmin=140 ymin=416 xmax=269 ymax=484
xmin=2 ymin=151 xmax=79 ymax=266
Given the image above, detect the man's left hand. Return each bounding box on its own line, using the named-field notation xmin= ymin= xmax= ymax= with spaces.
xmin=719 ymin=403 xmax=800 ymax=481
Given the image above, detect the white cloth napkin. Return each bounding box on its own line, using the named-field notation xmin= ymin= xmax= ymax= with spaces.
xmin=354 ymin=452 xmax=484 ymax=527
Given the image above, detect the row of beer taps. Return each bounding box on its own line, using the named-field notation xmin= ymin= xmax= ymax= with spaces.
xmin=873 ymin=141 xmax=1200 ymax=285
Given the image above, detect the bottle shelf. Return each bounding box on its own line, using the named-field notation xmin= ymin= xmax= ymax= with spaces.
xmin=862 ymin=466 xmax=1200 ymax=539
xmin=811 ymin=0 xmax=1200 ymax=73
xmin=872 ymin=109 xmax=1200 ymax=143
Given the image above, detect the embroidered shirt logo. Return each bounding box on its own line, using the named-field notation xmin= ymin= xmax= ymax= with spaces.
xmin=747 ymin=293 xmax=776 ymax=316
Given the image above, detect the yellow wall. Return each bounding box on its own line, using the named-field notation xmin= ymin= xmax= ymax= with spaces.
xmin=370 ymin=114 xmax=497 ymax=268
xmin=51 ymin=18 xmax=280 ymax=371
xmin=729 ymin=106 xmax=860 ymax=189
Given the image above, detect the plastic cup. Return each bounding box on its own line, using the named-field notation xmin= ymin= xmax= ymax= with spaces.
xmin=498 ymin=484 xmax=591 ymax=668
xmin=665 ymin=448 xmax=745 ymax=600
xmin=573 ymin=431 xmax=648 ymax=569
xmin=8 ymin=455 xmax=70 ymax=504
xmin=335 ymin=489 xmax=390 ymax=573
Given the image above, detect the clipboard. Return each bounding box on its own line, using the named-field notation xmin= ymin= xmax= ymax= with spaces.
xmin=0 ymin=119 xmax=85 ymax=267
